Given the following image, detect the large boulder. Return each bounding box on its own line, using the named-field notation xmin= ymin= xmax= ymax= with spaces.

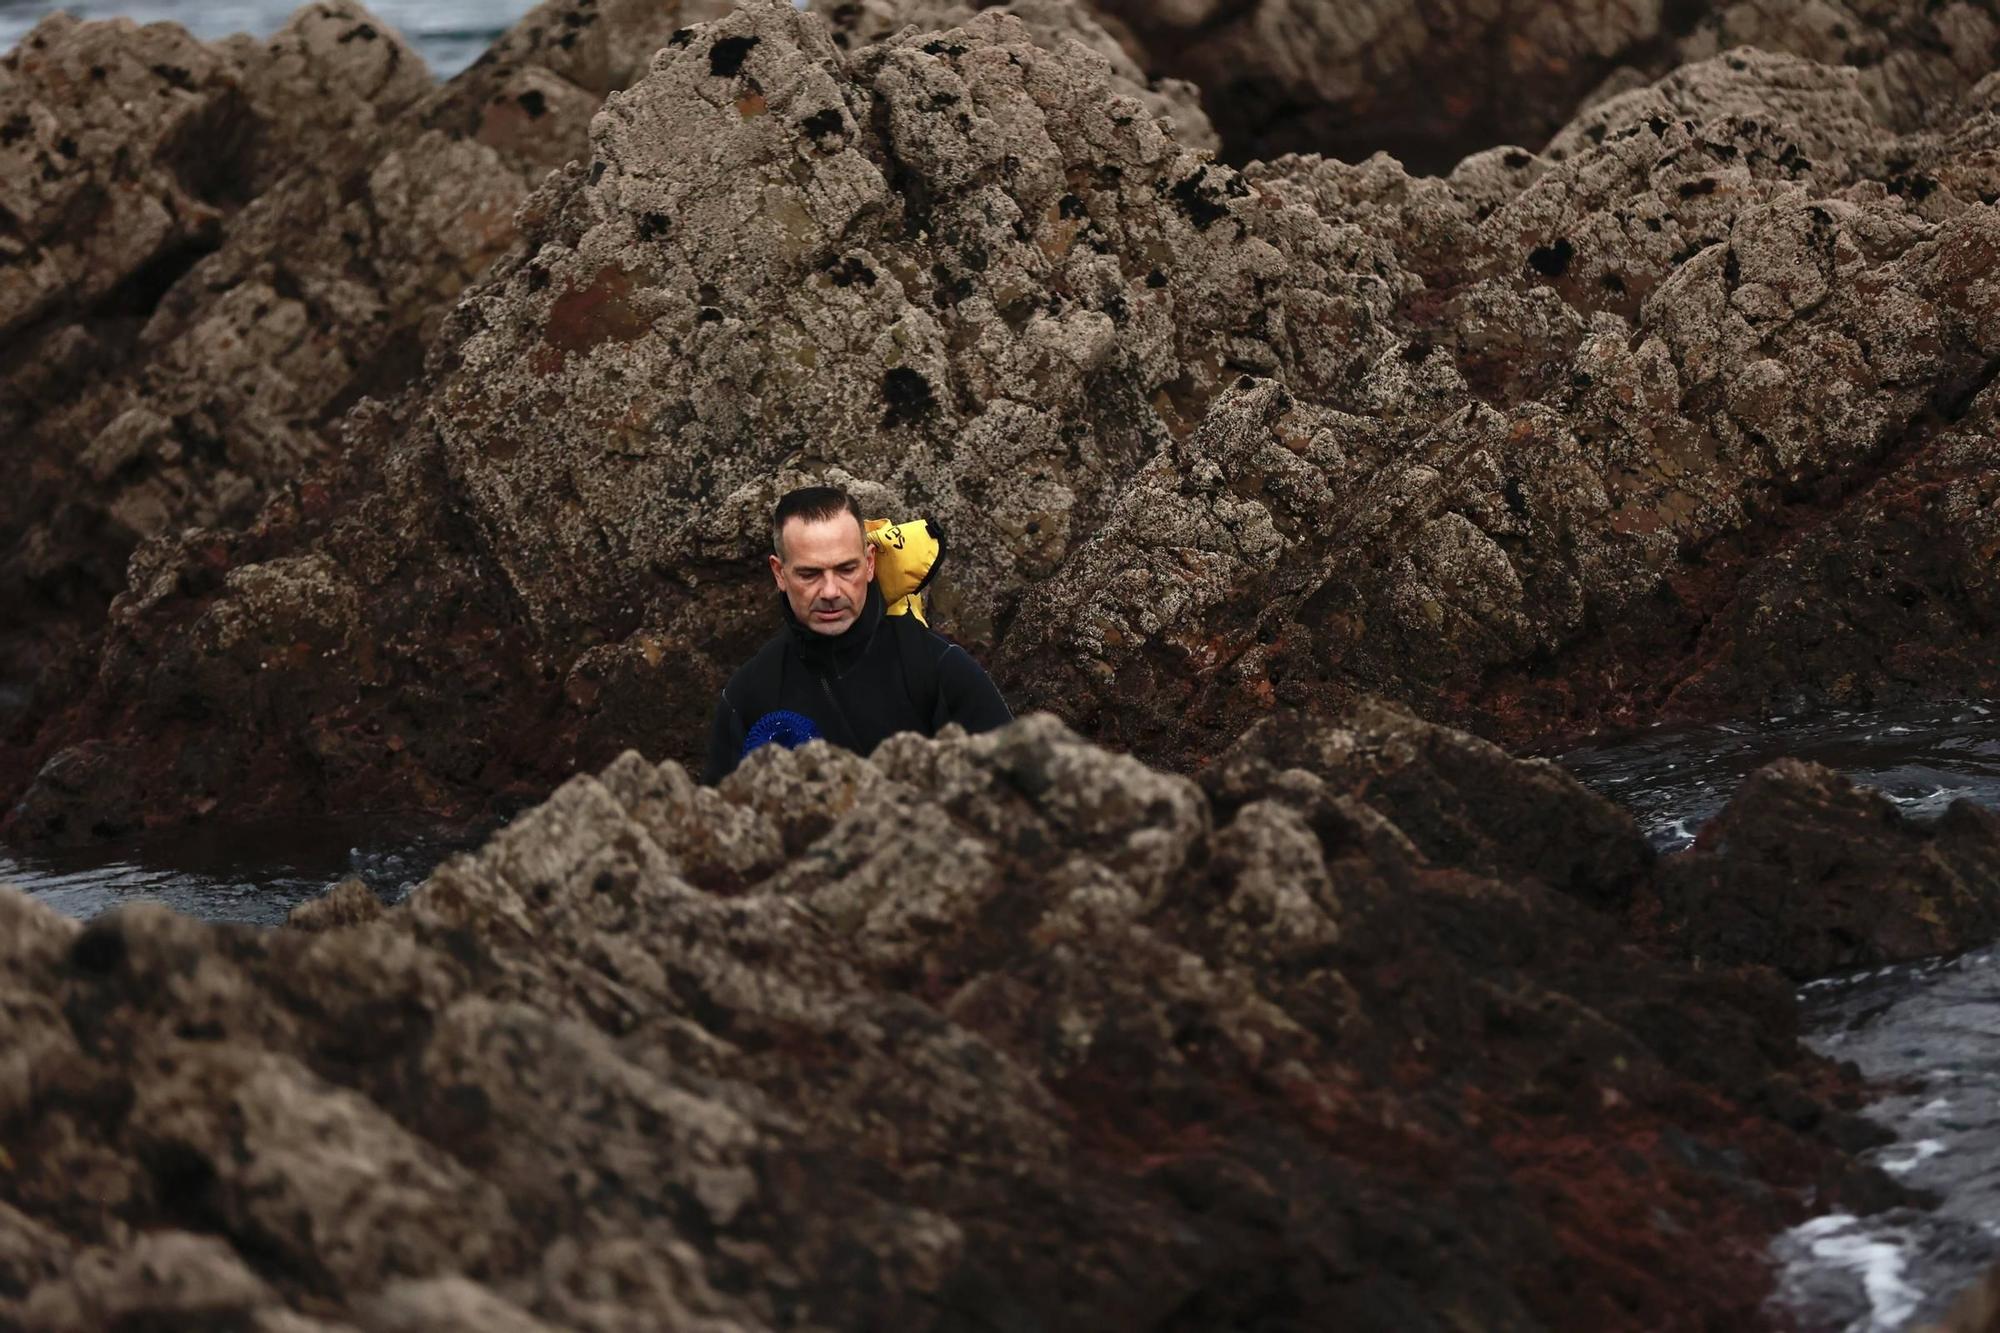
xmin=1003 ymin=49 xmax=2000 ymax=757
xmin=1655 ymin=756 xmax=2000 ymax=978
xmin=0 ymin=711 xmax=1907 ymax=1330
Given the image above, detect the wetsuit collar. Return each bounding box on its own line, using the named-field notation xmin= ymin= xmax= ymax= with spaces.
xmin=781 ymin=582 xmax=884 ymax=668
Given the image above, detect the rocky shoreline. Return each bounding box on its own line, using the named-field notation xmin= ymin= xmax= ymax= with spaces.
xmin=4 ymin=0 xmax=2000 ymax=1326
xmin=3 ymin=706 xmax=1993 ymax=1331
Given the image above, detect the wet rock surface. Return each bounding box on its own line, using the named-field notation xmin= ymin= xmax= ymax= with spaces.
xmin=0 ymin=710 xmax=1922 ymax=1331
xmin=9 ymin=5 xmax=2000 ymax=843
xmin=1658 ymin=756 xmax=2000 ymax=979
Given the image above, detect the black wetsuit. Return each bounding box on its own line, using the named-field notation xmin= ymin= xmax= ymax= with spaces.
xmin=702 ymin=584 xmax=1011 ymax=784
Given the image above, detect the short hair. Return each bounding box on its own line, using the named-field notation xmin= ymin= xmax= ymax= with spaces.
xmin=772 ymin=485 xmax=864 ymax=558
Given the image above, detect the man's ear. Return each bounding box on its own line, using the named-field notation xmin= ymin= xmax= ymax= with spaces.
xmin=863 ymin=542 xmax=876 ymax=577
xmin=769 ymin=553 xmax=785 ymax=588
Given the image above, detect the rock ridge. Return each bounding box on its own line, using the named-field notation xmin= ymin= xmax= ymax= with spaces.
xmin=8 ymin=5 xmax=2000 ymax=844
xmin=0 ymin=705 xmax=1947 ymax=1331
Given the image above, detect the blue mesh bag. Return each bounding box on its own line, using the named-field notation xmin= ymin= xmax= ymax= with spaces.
xmin=743 ymin=709 xmax=821 ymax=758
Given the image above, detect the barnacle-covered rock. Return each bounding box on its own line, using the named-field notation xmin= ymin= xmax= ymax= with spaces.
xmin=0 ymin=709 xmax=1924 ymax=1330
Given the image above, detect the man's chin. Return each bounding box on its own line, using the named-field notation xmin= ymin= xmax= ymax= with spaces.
xmin=806 ymin=610 xmax=854 ymax=635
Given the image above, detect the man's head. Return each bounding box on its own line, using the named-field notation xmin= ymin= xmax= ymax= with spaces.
xmin=771 ymin=486 xmax=874 ymax=636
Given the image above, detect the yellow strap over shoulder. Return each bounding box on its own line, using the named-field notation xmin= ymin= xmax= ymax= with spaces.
xmin=865 ymin=517 xmax=943 ymax=624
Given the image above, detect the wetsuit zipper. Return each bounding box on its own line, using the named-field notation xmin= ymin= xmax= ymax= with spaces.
xmin=818 ymin=673 xmax=860 ymax=750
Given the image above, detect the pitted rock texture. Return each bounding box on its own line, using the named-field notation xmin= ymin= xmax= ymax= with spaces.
xmin=0 ymin=0 xmax=718 ymax=747
xmin=2 ymin=0 xmax=1402 ymax=840
xmin=0 ymin=4 xmax=429 ymax=346
xmin=0 ymin=2 xmax=428 ymax=703
xmin=7 ymin=8 xmax=2000 ymax=845
xmin=819 ymin=0 xmax=1216 ymax=152
xmin=0 ymin=710 xmax=1913 ymax=1330
xmin=1656 ymin=756 xmax=2000 ymax=979
xmin=1003 ymin=49 xmax=2000 ymax=762
xmin=1089 ymin=0 xmax=2000 ymax=170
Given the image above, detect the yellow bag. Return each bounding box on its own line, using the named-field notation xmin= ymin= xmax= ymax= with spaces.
xmin=865 ymin=518 xmax=945 ymax=624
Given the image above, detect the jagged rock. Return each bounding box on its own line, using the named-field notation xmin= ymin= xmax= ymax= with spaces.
xmin=1090 ymin=0 xmax=2000 ymax=169
xmin=0 ymin=5 xmax=428 ymax=345
xmin=819 ymin=0 xmax=1217 ymax=152
xmin=0 ymin=3 xmax=429 ymax=710
xmin=286 ymin=877 xmax=384 ymax=932
xmin=0 ymin=711 xmax=1913 ymax=1329
xmin=1675 ymin=1 xmax=2000 ymax=133
xmin=3 ymin=0 xmax=1400 ymax=838
xmin=1655 ymin=757 xmax=2000 ymax=978
xmin=1203 ymin=699 xmax=1653 ymax=910
xmin=0 ymin=0 xmax=720 ymax=755
xmin=7 ymin=10 xmax=2000 ymax=844
xmin=1085 ymin=0 xmax=1672 ymax=169
xmin=1669 ymin=403 xmax=2000 ymax=714
xmin=1003 ymin=49 xmax=2000 ymax=757
xmin=17 ymin=1230 xmax=276 ymax=1332
xmin=426 ymin=0 xmax=1383 ymax=646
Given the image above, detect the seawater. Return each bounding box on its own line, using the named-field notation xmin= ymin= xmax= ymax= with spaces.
xmin=1773 ymin=949 xmax=2000 ymax=1331
xmin=0 ymin=0 xmax=542 ymax=76
xmin=1558 ymin=700 xmax=2000 ymax=854
xmin=0 ymin=816 xmax=474 ymax=926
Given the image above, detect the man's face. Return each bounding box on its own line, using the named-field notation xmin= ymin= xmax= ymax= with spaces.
xmin=771 ymin=512 xmax=875 ymax=635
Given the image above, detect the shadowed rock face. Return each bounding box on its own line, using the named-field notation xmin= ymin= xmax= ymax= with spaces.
xmin=1656 ymin=756 xmax=2000 ymax=979
xmin=0 ymin=708 xmax=1923 ymax=1331
xmin=1089 ymin=0 xmax=2000 ymax=170
xmin=0 ymin=2 xmax=431 ymax=708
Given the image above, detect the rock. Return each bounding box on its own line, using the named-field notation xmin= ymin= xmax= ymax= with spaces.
xmin=0 ymin=712 xmax=1916 ymax=1329
xmin=0 ymin=3 xmax=428 ymax=707
xmin=1656 ymin=757 xmax=2000 ymax=978
xmin=1667 ymin=396 xmax=2000 ymax=714
xmin=1091 ymin=0 xmax=2000 ymax=169
xmin=4 ymin=0 xmax=1399 ymax=837
xmin=286 ymin=877 xmax=385 ymax=932
xmin=18 ymin=1230 xmax=275 ymax=1333
xmin=0 ymin=0 xmax=720 ymax=773
xmin=7 ymin=9 xmax=2000 ymax=844
xmin=1925 ymin=1259 xmax=2000 ymax=1333
xmin=820 ymin=0 xmax=1217 ymax=152
xmin=1085 ymin=0 xmax=1673 ymax=169
xmin=1006 ymin=49 xmax=2000 ymax=756
xmin=0 ymin=5 xmax=426 ymax=345
xmin=1674 ymin=2 xmax=2000 ymax=133
xmin=1203 ymin=699 xmax=1653 ymax=911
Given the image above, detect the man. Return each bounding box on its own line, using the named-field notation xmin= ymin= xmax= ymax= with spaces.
xmin=702 ymin=485 xmax=1012 ymax=784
